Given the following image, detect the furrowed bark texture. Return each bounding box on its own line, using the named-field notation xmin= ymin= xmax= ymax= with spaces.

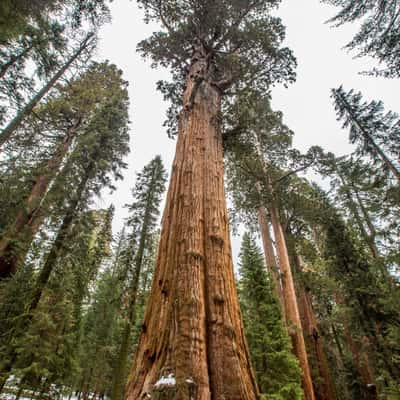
xmin=126 ymin=54 xmax=258 ymax=400
xmin=268 ymin=202 xmax=316 ymax=400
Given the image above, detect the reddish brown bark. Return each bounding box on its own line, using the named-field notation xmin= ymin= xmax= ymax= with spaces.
xmin=268 ymin=201 xmax=316 ymax=400
xmin=296 ymin=279 xmax=335 ymax=400
xmin=344 ymin=327 xmax=378 ymax=399
xmin=334 ymin=294 xmax=378 ymax=399
xmin=126 ymin=48 xmax=258 ymax=400
xmin=0 ymin=121 xmax=80 ymax=278
xmin=256 ymin=194 xmax=284 ymax=307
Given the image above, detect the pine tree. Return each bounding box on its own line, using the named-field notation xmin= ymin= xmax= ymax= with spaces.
xmin=111 ymin=156 xmax=167 ymax=400
xmin=238 ymin=232 xmax=303 ymax=400
xmin=126 ymin=1 xmax=295 ymax=399
xmin=0 ymin=0 xmax=110 ymax=44
xmin=322 ymin=0 xmax=400 ymax=77
xmin=331 ymin=86 xmax=400 ymax=181
xmin=0 ymin=61 xmax=129 ymax=279
xmin=0 ymin=32 xmax=95 ymax=149
xmin=295 ymin=183 xmax=400 ymax=398
xmin=0 ymin=62 xmax=130 ymax=386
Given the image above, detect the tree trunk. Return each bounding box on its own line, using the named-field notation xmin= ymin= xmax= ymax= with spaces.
xmin=0 ymin=32 xmax=93 ymax=148
xmin=15 ymin=385 xmax=24 ymax=400
xmin=351 ymin=187 xmax=379 ymax=258
xmin=344 ymin=329 xmax=378 ymax=400
xmin=0 ymin=121 xmax=81 ymax=279
xmin=112 ymin=320 xmax=133 ymax=400
xmin=342 ymin=187 xmax=379 ymax=259
xmin=334 ymin=294 xmax=378 ymax=399
xmin=337 ymin=171 xmax=380 ymax=260
xmin=268 ymin=200 xmax=316 ymax=400
xmin=112 ymin=194 xmax=154 ymax=400
xmin=29 ymin=172 xmax=88 ymax=313
xmin=295 ymin=265 xmax=335 ymax=400
xmin=0 ymin=176 xmax=88 ymax=383
xmin=256 ymin=192 xmax=283 ymax=307
xmin=126 ymin=45 xmax=258 ymax=400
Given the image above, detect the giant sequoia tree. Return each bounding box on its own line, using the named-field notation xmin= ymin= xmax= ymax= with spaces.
xmin=126 ymin=1 xmax=295 ymax=399
xmin=224 ymin=93 xmax=318 ymax=400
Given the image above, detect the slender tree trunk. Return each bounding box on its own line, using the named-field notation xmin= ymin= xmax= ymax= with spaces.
xmin=126 ymin=45 xmax=258 ymax=400
xmin=342 ymin=187 xmax=379 ymax=259
xmin=256 ymin=191 xmax=283 ymax=306
xmin=29 ymin=177 xmax=87 ymax=313
xmin=334 ymin=294 xmax=378 ymax=399
xmin=0 ymin=43 xmax=33 ymax=79
xmin=337 ymin=172 xmax=380 ymax=260
xmin=0 ymin=32 xmax=93 ymax=148
xmin=344 ymin=329 xmax=378 ymax=400
xmin=0 ymin=168 xmax=90 ymax=383
xmin=0 ymin=377 xmax=6 ymax=393
xmin=0 ymin=121 xmax=81 ymax=279
xmin=112 ymin=320 xmax=133 ymax=400
xmin=268 ymin=200 xmax=316 ymax=400
xmin=352 ymin=187 xmax=379 ymax=258
xmin=15 ymin=385 xmax=24 ymax=400
xmin=294 ymin=257 xmax=335 ymax=400
xmin=112 ymin=193 xmax=154 ymax=400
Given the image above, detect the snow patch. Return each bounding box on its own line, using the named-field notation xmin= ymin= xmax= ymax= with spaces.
xmin=154 ymin=374 xmax=176 ymax=389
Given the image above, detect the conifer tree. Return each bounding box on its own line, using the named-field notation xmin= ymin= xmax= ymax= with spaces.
xmin=0 ymin=32 xmax=95 ymax=149
xmin=126 ymin=1 xmax=295 ymax=399
xmin=238 ymin=232 xmax=303 ymax=400
xmin=111 ymin=156 xmax=167 ymax=400
xmin=322 ymin=0 xmax=400 ymax=77
xmin=0 ymin=64 xmax=130 ymax=386
xmin=331 ymin=86 xmax=400 ymax=181
xmin=0 ymin=61 xmax=129 ymax=279
xmin=0 ymin=0 xmax=110 ymax=44
xmin=225 ymin=93 xmax=318 ymax=400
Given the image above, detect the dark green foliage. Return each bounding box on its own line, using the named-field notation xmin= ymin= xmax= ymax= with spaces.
xmin=137 ymin=0 xmax=296 ymax=137
xmin=0 ymin=0 xmax=110 ymax=43
xmin=238 ymin=232 xmax=303 ymax=400
xmin=323 ymin=0 xmax=400 ymax=77
xmin=111 ymin=156 xmax=167 ymax=400
xmin=308 ymin=186 xmax=400 ymax=396
xmin=0 ymin=0 xmax=59 ymax=43
xmin=0 ymin=55 xmax=130 ymax=395
xmin=332 ymin=86 xmax=400 ymax=180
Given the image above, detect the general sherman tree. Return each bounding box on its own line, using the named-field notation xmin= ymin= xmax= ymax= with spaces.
xmin=126 ymin=1 xmax=295 ymax=399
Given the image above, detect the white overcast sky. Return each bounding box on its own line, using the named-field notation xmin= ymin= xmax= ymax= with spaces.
xmin=94 ymin=0 xmax=400 ymax=262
